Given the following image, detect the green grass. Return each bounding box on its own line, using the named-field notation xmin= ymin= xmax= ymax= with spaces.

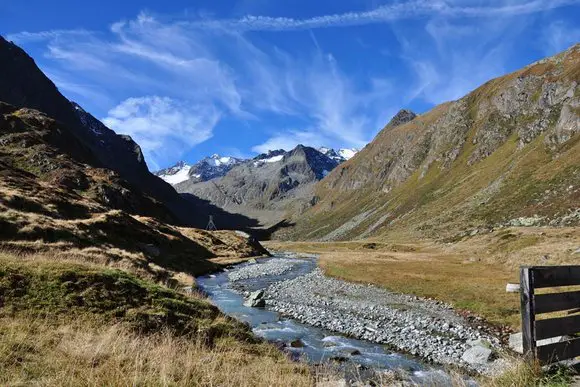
xmin=0 ymin=253 xmax=251 ymax=342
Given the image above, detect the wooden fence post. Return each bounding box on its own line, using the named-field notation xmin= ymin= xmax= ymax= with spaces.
xmin=520 ymin=267 xmax=536 ymax=359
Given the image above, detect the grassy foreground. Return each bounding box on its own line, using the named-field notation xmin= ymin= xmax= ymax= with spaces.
xmin=0 ymin=251 xmax=313 ymax=386
xmin=266 ymin=226 xmax=580 ymax=330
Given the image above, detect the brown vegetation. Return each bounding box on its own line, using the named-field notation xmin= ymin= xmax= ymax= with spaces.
xmin=267 ymin=226 xmax=580 ymax=329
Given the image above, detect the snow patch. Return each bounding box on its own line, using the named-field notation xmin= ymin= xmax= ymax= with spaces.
xmin=338 ymin=148 xmax=357 ymax=160
xmin=264 ymin=155 xmax=284 ymax=163
xmin=158 ymin=165 xmax=191 ymax=185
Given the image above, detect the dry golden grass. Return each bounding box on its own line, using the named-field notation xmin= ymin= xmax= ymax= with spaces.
xmin=266 ymin=227 xmax=580 ymax=329
xmin=0 ymin=251 xmax=315 ymax=386
xmin=0 ymin=317 xmax=313 ymax=387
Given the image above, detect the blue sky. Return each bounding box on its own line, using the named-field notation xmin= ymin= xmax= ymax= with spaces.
xmin=2 ymin=0 xmax=579 ymax=171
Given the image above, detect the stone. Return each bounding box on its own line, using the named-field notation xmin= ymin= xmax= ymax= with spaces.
xmin=243 ymin=289 xmax=266 ymax=307
xmin=243 ymin=298 xmax=265 ymax=308
xmin=248 ymin=289 xmax=264 ymax=301
xmin=290 ymin=339 xmax=304 ymax=348
xmin=248 ymin=258 xmax=258 ymax=264
xmin=461 ymin=345 xmax=492 ymax=365
xmin=506 ymin=283 xmax=520 ymax=293
xmin=508 ymin=332 xmax=523 ymax=354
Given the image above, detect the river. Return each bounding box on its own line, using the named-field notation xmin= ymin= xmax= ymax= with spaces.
xmin=197 ymin=254 xmax=479 ymax=385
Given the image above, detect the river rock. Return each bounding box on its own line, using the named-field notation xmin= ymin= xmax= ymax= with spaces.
xmin=290 ymin=339 xmax=304 ymax=348
xmin=244 ymin=289 xmax=266 ymax=307
xmin=461 ymin=345 xmax=492 ymax=365
xmin=244 ymin=298 xmax=265 ymax=307
xmin=248 ymin=289 xmax=264 ymax=301
xmin=508 ymin=332 xmax=523 ymax=354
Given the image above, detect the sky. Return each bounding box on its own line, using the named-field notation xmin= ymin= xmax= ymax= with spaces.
xmin=1 ymin=0 xmax=579 ymax=171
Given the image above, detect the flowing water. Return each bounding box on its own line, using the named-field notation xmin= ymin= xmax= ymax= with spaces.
xmin=197 ymin=255 xmax=472 ymax=385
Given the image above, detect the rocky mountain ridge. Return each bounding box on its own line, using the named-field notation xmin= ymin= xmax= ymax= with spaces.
xmin=0 ymin=36 xmax=264 ymax=230
xmin=174 ymin=145 xmax=350 ymax=227
xmin=155 ymin=147 xmax=358 ymax=186
xmin=282 ymin=44 xmax=580 ymax=241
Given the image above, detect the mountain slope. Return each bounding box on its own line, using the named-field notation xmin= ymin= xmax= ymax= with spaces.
xmin=0 ymin=36 xmax=252 ymax=228
xmin=284 ymin=44 xmax=580 ymax=241
xmin=0 ymin=102 xmax=268 ymax=276
xmin=175 ymin=145 xmax=341 ymax=227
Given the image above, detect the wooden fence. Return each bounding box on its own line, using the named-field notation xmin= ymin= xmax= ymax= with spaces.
xmin=520 ymin=265 xmax=580 ymax=364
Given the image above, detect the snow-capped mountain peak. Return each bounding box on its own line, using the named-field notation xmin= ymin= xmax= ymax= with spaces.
xmin=318 ymin=147 xmax=359 ymax=162
xmin=338 ymin=148 xmax=358 ymax=160
xmin=155 ymin=147 xmax=358 ymax=186
xmin=154 ymin=161 xmax=192 ymax=185
xmin=154 ymin=155 xmax=243 ymax=185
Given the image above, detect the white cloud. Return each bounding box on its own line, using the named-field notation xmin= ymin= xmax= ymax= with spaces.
xmin=540 ymin=21 xmax=580 ymax=55
xmin=102 ymin=96 xmax=219 ymax=170
xmin=191 ymin=0 xmax=580 ymax=31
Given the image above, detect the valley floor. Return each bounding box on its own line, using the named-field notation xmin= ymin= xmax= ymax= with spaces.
xmin=265 ymin=226 xmax=580 ymax=331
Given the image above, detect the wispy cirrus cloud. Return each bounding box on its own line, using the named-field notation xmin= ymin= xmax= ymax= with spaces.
xmin=6 ymin=1 xmax=576 ymax=169
xmin=103 ymin=96 xmax=219 ymax=171
xmin=190 ymin=0 xmax=580 ymax=31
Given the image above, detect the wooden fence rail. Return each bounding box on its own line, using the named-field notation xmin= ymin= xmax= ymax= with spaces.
xmin=520 ymin=266 xmax=580 ymax=364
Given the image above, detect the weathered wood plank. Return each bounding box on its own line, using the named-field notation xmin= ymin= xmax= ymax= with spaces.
xmin=520 ymin=267 xmax=536 ymax=357
xmin=532 ymin=266 xmax=580 ymax=288
xmin=535 ymin=314 xmax=580 ymax=340
xmin=536 ymin=337 xmax=580 ymax=364
xmin=535 ymin=290 xmax=580 ymax=314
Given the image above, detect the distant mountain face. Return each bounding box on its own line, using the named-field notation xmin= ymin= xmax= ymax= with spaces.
xmin=155 ymin=155 xmax=243 ymax=185
xmin=282 ymin=44 xmax=580 ymax=242
xmin=173 ymin=145 xmax=346 ymax=226
xmin=155 ymin=147 xmax=358 ymax=186
xmin=318 ymin=147 xmax=359 ymax=163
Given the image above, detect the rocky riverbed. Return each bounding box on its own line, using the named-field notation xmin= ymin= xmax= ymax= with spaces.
xmin=229 ymin=256 xmax=507 ymax=375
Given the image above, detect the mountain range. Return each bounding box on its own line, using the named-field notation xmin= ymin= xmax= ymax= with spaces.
xmin=170 ymin=146 xmax=359 ymax=227
xmin=155 ymin=147 xmax=358 ymax=186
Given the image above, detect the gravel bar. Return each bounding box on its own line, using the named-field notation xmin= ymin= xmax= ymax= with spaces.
xmin=227 ymin=258 xmax=299 ymax=282
xmin=228 ymin=257 xmax=506 ymax=375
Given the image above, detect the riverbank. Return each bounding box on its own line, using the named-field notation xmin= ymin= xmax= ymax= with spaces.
xmin=223 ymin=255 xmax=506 ymax=377
xmin=265 ymin=226 xmax=580 ymax=330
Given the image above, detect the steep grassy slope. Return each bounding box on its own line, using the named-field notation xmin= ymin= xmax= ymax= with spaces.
xmin=283 ymin=44 xmax=580 ymax=242
xmin=0 ymin=253 xmax=312 ymax=386
xmin=0 ymin=103 xmax=268 ymax=283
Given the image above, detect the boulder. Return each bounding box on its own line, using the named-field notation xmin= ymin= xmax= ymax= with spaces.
xmin=467 ymin=338 xmax=490 ymax=348
xmin=243 ymin=289 xmax=266 ymax=307
xmin=243 ymin=298 xmax=265 ymax=308
xmin=461 ymin=345 xmax=492 ymax=365
xmin=248 ymin=289 xmax=264 ymax=301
